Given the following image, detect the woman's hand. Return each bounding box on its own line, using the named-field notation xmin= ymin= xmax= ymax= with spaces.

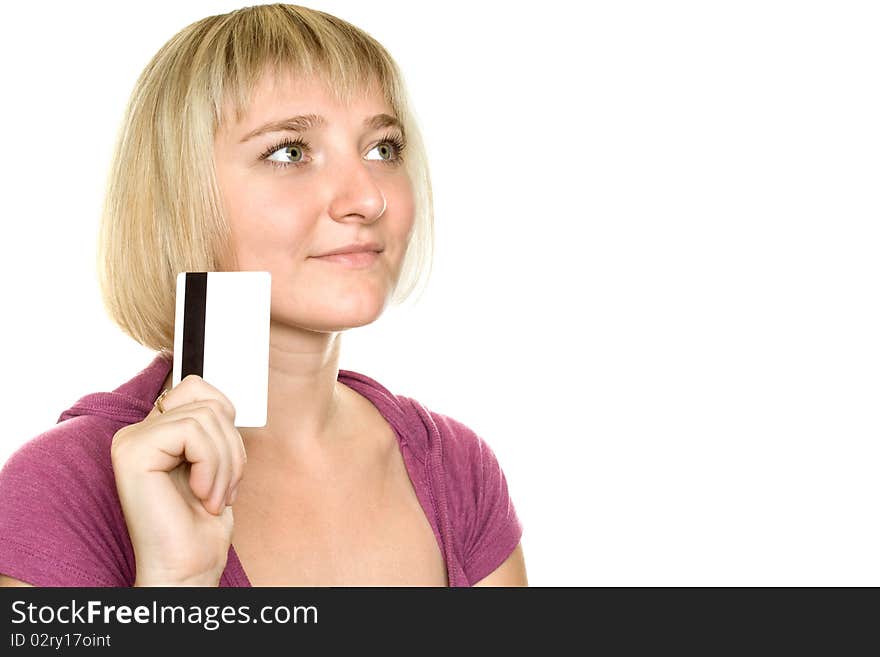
xmin=110 ymin=375 xmax=247 ymax=586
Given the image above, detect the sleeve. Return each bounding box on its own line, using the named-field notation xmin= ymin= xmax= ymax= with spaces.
xmin=434 ymin=412 xmax=524 ymax=585
xmin=0 ymin=418 xmax=133 ymax=586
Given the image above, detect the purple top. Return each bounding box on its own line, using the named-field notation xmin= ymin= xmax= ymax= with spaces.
xmin=0 ymin=353 xmax=523 ymax=586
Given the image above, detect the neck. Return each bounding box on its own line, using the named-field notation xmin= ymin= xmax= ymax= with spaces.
xmin=161 ymin=321 xmax=351 ymax=464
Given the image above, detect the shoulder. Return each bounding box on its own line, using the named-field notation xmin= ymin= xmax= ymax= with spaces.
xmin=0 ymin=413 xmax=121 ymax=525
xmin=339 ymin=369 xmax=506 ymax=483
xmin=394 ymin=396 xmax=514 ymax=516
xmin=339 ymin=368 xmax=512 ymax=502
xmin=405 ymin=402 xmax=524 ymax=585
xmin=395 ymin=396 xmax=499 ymax=477
xmin=1 ymin=415 xmax=117 ymax=488
xmin=422 ymin=407 xmax=512 ymax=509
xmin=424 ymin=407 xmax=496 ymax=477
xmin=0 ymin=416 xmax=131 ymax=586
xmin=339 ymin=370 xmax=525 ymax=585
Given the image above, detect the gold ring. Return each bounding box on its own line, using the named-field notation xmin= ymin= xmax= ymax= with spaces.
xmin=154 ymin=388 xmax=169 ymax=414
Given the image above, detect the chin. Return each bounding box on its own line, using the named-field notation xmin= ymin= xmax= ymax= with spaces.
xmin=284 ymin=286 xmax=390 ymax=332
xmin=302 ymin=308 xmax=386 ymax=332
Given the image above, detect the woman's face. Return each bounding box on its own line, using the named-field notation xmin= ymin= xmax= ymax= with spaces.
xmin=213 ymin=70 xmax=415 ymax=332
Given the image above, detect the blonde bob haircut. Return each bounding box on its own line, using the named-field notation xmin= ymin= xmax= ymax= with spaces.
xmin=97 ymin=3 xmax=434 ymax=355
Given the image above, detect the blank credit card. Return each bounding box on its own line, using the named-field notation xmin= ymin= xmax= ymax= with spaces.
xmin=172 ymin=271 xmax=271 ymax=427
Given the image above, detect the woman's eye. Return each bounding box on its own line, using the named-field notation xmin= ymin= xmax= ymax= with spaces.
xmin=267 ymin=144 xmax=305 ymax=165
xmin=366 ymin=143 xmax=394 ymax=161
xmin=367 ymin=135 xmax=406 ymax=164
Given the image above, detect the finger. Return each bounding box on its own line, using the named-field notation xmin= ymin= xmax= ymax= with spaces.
xmin=183 ymin=421 xmax=222 ymax=512
xmin=145 ymin=390 xmax=170 ymax=422
xmin=181 ymin=399 xmax=247 ymax=509
xmin=205 ymin=400 xmax=247 ymax=506
xmin=171 ymin=402 xmax=234 ymax=516
xmin=200 ymin=407 xmax=234 ymax=515
xmin=162 ymin=375 xmax=237 ymax=423
xmin=129 ymin=415 xmax=220 ymax=504
xmin=221 ymin=426 xmax=247 ymax=506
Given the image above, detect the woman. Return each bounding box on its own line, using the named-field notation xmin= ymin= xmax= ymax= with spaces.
xmin=0 ymin=3 xmax=525 ymax=587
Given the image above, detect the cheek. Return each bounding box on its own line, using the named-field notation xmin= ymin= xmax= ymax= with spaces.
xmin=388 ymin=176 xmax=417 ymax=246
xmin=224 ymin=181 xmax=320 ymax=265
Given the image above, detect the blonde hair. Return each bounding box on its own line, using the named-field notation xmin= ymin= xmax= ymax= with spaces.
xmin=97 ymin=3 xmax=434 ymax=354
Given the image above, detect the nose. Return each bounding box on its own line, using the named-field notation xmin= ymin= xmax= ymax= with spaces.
xmin=326 ymin=161 xmax=387 ymax=225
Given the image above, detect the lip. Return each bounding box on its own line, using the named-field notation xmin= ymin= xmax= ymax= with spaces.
xmin=315 ymin=242 xmax=383 ymax=257
xmin=310 ymin=250 xmax=380 ymax=268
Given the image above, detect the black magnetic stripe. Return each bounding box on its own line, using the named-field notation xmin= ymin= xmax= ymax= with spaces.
xmin=181 ymin=272 xmax=208 ymax=378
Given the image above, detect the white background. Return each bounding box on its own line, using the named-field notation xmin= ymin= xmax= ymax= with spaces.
xmin=1 ymin=1 xmax=878 ymax=585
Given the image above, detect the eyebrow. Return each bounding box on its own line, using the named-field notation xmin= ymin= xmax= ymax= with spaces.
xmin=239 ymin=113 xmax=403 ymax=143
